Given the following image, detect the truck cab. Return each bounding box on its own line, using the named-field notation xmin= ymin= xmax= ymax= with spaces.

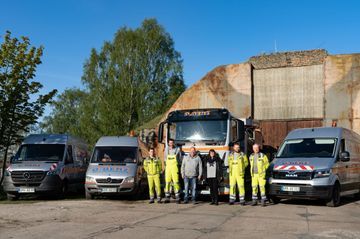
xmin=158 ymin=108 xmax=261 ymax=195
xmin=269 ymin=127 xmax=360 ymax=207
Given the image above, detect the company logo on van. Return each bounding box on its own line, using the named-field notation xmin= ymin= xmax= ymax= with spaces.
xmin=283 ymin=161 xmax=310 ymax=165
xmin=285 ymin=171 xmax=298 ymax=178
xmin=92 ymin=166 xmax=129 ymax=174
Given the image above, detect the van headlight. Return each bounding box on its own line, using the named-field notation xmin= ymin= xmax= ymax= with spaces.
xmin=314 ymin=169 xmax=331 ymax=178
xmin=86 ymin=176 xmax=96 ymax=184
xmin=5 ymin=168 xmax=11 ymax=176
xmin=124 ymin=176 xmax=135 ymax=183
xmin=46 ymin=170 xmax=57 ymax=176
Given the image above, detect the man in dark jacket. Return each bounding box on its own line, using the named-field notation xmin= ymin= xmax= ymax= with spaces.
xmin=203 ymin=149 xmax=222 ymax=205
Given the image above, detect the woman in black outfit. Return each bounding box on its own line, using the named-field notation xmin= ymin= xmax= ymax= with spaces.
xmin=203 ymin=149 xmax=222 ymax=205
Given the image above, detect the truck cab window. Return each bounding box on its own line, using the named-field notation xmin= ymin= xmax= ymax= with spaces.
xmin=231 ymin=120 xmax=237 ymax=142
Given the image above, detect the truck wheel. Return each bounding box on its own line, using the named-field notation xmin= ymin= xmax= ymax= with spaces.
xmin=326 ymin=182 xmax=341 ymax=207
xmin=270 ymin=196 xmax=280 ymax=204
xmin=7 ymin=193 xmax=19 ymax=201
xmin=85 ymin=190 xmax=93 ymax=200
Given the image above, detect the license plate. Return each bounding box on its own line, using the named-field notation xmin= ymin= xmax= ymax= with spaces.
xmin=101 ymin=187 xmax=117 ymax=193
xmin=281 ymin=186 xmax=300 ymax=192
xmin=200 ymin=190 xmax=210 ymax=195
xmin=19 ymin=187 xmax=35 ymax=193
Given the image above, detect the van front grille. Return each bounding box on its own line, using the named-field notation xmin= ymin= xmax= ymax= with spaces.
xmin=96 ymin=178 xmax=123 ymax=184
xmin=11 ymin=171 xmax=46 ymax=183
xmin=272 ymin=171 xmax=314 ymax=180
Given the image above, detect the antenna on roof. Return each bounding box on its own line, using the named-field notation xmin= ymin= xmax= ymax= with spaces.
xmin=274 ymin=40 xmax=278 ymax=53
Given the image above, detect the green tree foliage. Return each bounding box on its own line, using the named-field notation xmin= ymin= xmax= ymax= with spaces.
xmin=44 ymin=19 xmax=185 ymax=145
xmin=0 ymin=31 xmax=57 ymax=184
xmin=41 ymin=88 xmax=86 ymax=136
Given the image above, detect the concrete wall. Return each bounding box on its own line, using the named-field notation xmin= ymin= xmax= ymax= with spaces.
xmin=254 ymin=64 xmax=324 ymax=120
xmin=168 ymin=63 xmax=252 ymax=120
xmin=324 ymin=54 xmax=360 ymax=134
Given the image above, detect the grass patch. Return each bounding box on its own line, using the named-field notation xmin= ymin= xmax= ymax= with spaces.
xmin=135 ymin=113 xmax=164 ymax=132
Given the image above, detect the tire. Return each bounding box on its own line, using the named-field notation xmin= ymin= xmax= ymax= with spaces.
xmin=7 ymin=193 xmax=19 ymax=201
xmin=58 ymin=180 xmax=68 ymax=199
xmin=131 ymin=182 xmax=142 ymax=200
xmin=270 ymin=196 xmax=280 ymax=204
xmin=326 ymin=182 xmax=341 ymax=207
xmin=85 ymin=190 xmax=93 ymax=200
xmin=354 ymin=184 xmax=360 ymax=199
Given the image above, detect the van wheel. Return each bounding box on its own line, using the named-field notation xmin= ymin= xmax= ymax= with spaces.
xmin=59 ymin=180 xmax=68 ymax=199
xmin=7 ymin=193 xmax=19 ymax=201
xmin=270 ymin=196 xmax=280 ymax=204
xmin=326 ymin=182 xmax=341 ymax=207
xmin=85 ymin=190 xmax=93 ymax=200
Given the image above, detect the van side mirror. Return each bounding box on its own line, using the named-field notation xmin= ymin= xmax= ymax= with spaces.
xmin=340 ymin=151 xmax=350 ymax=162
xmin=138 ymin=158 xmax=145 ymax=166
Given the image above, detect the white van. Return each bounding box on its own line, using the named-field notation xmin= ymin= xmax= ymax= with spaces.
xmin=3 ymin=134 xmax=89 ymax=200
xmin=84 ymin=136 xmax=146 ymax=199
xmin=269 ymin=127 xmax=360 ymax=207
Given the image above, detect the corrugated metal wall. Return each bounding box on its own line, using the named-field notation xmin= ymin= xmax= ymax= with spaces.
xmin=254 ymin=65 xmax=324 ymax=120
xmin=260 ymin=119 xmax=323 ymax=148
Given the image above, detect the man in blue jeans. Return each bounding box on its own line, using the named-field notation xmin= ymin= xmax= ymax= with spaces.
xmin=181 ymin=147 xmax=203 ymax=204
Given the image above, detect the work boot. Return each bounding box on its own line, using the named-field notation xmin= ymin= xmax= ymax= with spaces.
xmin=214 ymin=201 xmax=219 ymax=206
xmin=251 ymin=200 xmax=258 ymax=206
xmin=183 ymin=200 xmax=189 ymax=204
xmin=149 ymin=199 xmax=154 ymax=204
xmin=229 ymin=200 xmax=234 ymax=205
xmin=164 ymin=198 xmax=170 ymax=204
xmin=210 ymin=201 xmax=215 ymax=205
xmin=176 ymin=198 xmax=181 ymax=204
xmin=157 ymin=198 xmax=162 ymax=204
xmin=192 ymin=200 xmax=197 ymax=205
xmin=261 ymin=199 xmax=266 ymax=207
xmin=240 ymin=200 xmax=246 ymax=206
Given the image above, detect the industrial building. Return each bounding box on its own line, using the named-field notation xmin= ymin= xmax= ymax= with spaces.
xmin=165 ymin=49 xmax=360 ymax=148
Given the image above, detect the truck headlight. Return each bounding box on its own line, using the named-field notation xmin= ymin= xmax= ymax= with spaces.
xmin=124 ymin=176 xmax=135 ymax=183
xmin=86 ymin=176 xmax=96 ymax=184
xmin=314 ymin=169 xmax=331 ymax=178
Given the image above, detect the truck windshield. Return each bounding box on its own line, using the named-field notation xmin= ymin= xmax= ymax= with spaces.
xmin=92 ymin=147 xmax=137 ymax=164
xmin=14 ymin=144 xmax=65 ymax=162
xmin=169 ymin=120 xmax=227 ymax=144
xmin=277 ymin=138 xmax=337 ymax=158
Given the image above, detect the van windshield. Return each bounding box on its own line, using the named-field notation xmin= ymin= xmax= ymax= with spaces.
xmin=277 ymin=138 xmax=337 ymax=158
xmin=92 ymin=147 xmax=137 ymax=164
xmin=14 ymin=144 xmax=65 ymax=162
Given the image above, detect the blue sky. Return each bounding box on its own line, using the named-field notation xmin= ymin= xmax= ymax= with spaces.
xmin=1 ymin=0 xmax=360 ymax=110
